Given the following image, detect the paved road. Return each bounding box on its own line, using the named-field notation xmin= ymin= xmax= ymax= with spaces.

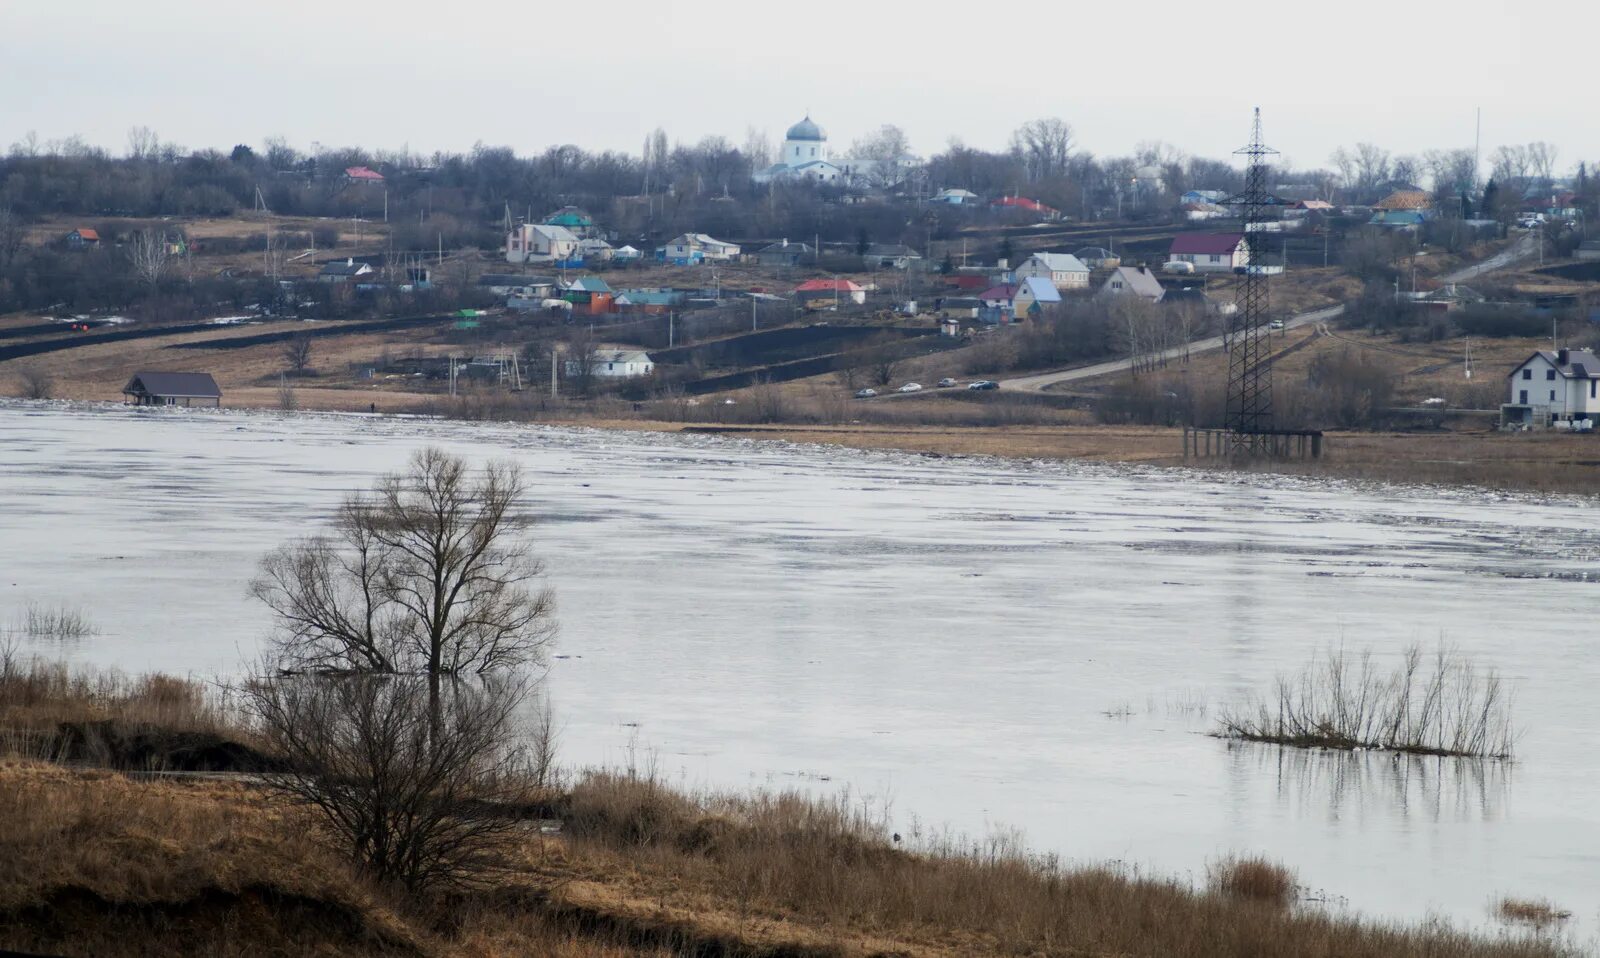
xmin=1000 ymin=233 xmax=1536 ymax=394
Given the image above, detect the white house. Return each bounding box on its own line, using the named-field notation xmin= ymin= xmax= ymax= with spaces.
xmin=577 ymin=237 xmax=615 ymax=262
xmin=753 ymin=115 xmax=847 ymax=184
xmin=1097 ymin=266 xmax=1166 ymax=302
xmin=319 ymin=258 xmax=373 ymax=283
xmin=1167 ymin=233 xmax=1249 ymax=273
xmin=566 ymin=348 xmax=656 ymax=379
xmin=1014 ymin=252 xmax=1091 ymax=289
xmin=506 ymin=223 xmax=580 ymax=264
xmin=1505 ymin=349 xmax=1600 ymax=426
xmin=659 ymin=233 xmax=741 ymax=265
xmin=932 ymin=188 xmax=979 ymax=205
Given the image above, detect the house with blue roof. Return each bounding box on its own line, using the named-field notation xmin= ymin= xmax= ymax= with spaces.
xmin=1369 ymin=210 xmax=1428 ymax=230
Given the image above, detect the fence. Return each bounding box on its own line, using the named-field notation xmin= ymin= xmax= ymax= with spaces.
xmin=1183 ymin=427 xmax=1323 ymax=459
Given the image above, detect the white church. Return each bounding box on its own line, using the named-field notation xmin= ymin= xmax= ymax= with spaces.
xmin=752 ymin=115 xmax=846 ymax=184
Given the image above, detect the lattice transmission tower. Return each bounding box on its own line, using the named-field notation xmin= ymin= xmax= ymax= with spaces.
xmin=1225 ymin=108 xmax=1279 ymax=454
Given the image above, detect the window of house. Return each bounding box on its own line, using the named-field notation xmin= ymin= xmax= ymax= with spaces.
xmin=1520 ymin=389 xmax=1528 ymax=403
xmin=1547 ymin=369 xmax=1557 ymax=380
xmin=1551 ymin=390 xmax=1557 ymax=401
xmin=1591 ymin=380 xmax=1596 ymax=399
xmin=1523 ymin=369 xmax=1532 ymax=379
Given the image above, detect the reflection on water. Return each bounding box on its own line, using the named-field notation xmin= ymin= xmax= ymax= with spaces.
xmin=1228 ymin=740 xmax=1511 ymax=825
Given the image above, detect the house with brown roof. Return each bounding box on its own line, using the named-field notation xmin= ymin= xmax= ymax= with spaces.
xmin=122 ymin=371 xmax=222 ymax=407
xmin=1168 ymin=233 xmax=1249 ymax=274
xmin=65 ymin=228 xmax=101 ymax=250
xmin=1374 ymin=189 xmax=1432 ymax=211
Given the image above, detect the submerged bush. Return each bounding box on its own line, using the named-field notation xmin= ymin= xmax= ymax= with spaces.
xmin=1208 ymin=855 xmax=1297 ymax=907
xmin=1215 ymin=643 xmax=1514 ymax=759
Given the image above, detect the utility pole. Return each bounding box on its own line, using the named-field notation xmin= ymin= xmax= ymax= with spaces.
xmin=752 ymin=296 xmax=758 ymax=332
xmin=550 ymin=347 xmax=558 ymax=398
xmin=668 ymin=312 xmax=674 ymax=347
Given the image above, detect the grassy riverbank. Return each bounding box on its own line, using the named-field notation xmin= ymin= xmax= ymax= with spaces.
xmin=0 ymin=660 xmax=1572 ymax=957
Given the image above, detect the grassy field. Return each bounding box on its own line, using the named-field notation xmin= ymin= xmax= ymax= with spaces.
xmin=0 ymin=660 xmax=1575 ymax=958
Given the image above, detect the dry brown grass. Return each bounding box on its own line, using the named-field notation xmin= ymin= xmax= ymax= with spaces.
xmin=0 ymin=661 xmax=1575 ymax=958
xmin=556 ymin=771 xmax=1564 ymax=958
xmin=0 ymin=652 xmax=268 ymax=771
xmin=1208 ymin=855 xmax=1298 ymax=907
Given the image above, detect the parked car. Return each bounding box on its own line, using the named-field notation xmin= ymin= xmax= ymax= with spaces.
xmin=1268 ymin=320 xmax=1285 ymax=330
xmin=1162 ymin=260 xmax=1195 ymax=274
xmin=967 ymin=380 xmax=1000 ymax=391
xmin=854 ymin=388 xmax=878 ymax=399
xmin=898 ymin=382 xmax=923 ymax=393
xmin=936 ymin=377 xmax=958 ymax=388
xmin=1517 ymin=213 xmax=1546 ymax=229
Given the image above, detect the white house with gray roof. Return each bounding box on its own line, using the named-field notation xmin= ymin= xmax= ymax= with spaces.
xmin=1014 ymin=252 xmax=1090 ymax=289
xmin=565 ymin=348 xmax=655 ymax=379
xmin=506 ymin=223 xmax=580 ymax=264
xmin=1505 ymin=349 xmax=1600 ymax=427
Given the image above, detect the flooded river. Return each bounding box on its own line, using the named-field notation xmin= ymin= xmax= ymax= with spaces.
xmin=3 ymin=403 xmax=1597 ymax=930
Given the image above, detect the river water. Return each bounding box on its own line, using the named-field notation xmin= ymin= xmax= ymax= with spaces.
xmin=2 ymin=403 xmax=1597 ymax=932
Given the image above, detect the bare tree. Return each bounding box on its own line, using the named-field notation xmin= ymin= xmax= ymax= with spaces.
xmin=1491 ymin=145 xmax=1532 ymax=187
xmin=244 ymin=670 xmax=534 ymax=892
xmin=1010 ymin=118 xmax=1075 ymax=182
xmin=1527 ymin=141 xmax=1559 ymax=185
xmin=848 ymin=124 xmax=913 ymax=189
xmin=127 ymin=229 xmax=170 ymax=287
xmin=742 ymin=126 xmax=774 ymax=170
xmin=868 ymin=337 xmax=904 ymax=387
xmin=642 ymin=127 xmax=669 ymax=197
xmin=1424 ymin=149 xmax=1478 ymax=195
xmin=1328 ymin=147 xmax=1355 ymax=192
xmin=1353 ymin=143 xmax=1391 ymax=194
xmin=250 ymin=448 xmax=557 ymax=678
xmin=282 ymin=334 xmax=314 ymax=376
xmin=0 ymin=207 xmax=25 ymax=270
xmin=1391 ymin=154 xmax=1421 ymax=187
xmin=277 ymin=374 xmax=298 ymax=411
xmin=15 ymin=365 xmax=53 ymax=400
xmin=563 ymin=332 xmax=600 ymax=397
xmin=126 ymin=125 xmax=159 ymax=161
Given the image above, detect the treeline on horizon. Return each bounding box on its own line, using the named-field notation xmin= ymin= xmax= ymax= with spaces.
xmin=3 ymin=123 xmax=1586 ymax=236
xmin=0 ymin=121 xmax=1592 ymax=321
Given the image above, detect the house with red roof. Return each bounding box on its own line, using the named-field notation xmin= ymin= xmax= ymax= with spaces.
xmin=1168 ymin=233 xmax=1249 ymax=274
xmin=990 ymin=195 xmax=1061 ymax=220
xmin=942 ymin=273 xmax=991 ymax=291
xmin=65 ymin=228 xmax=101 ymax=250
xmin=795 ymin=278 xmax=865 ymax=307
xmin=344 ymin=166 xmax=385 ymax=184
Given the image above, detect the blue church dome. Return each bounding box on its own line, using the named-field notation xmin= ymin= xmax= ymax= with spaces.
xmin=785 ymin=115 xmax=826 ymax=142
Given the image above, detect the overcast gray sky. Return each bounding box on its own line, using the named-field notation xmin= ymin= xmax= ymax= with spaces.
xmin=2 ymin=0 xmax=1571 ymax=174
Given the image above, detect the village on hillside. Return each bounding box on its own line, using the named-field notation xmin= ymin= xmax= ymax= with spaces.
xmin=3 ymin=111 xmax=1598 ymax=466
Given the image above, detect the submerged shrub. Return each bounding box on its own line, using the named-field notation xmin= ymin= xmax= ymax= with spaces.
xmin=1208 ymin=855 xmax=1297 ymax=907
xmin=1215 ymin=643 xmax=1514 ymax=759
